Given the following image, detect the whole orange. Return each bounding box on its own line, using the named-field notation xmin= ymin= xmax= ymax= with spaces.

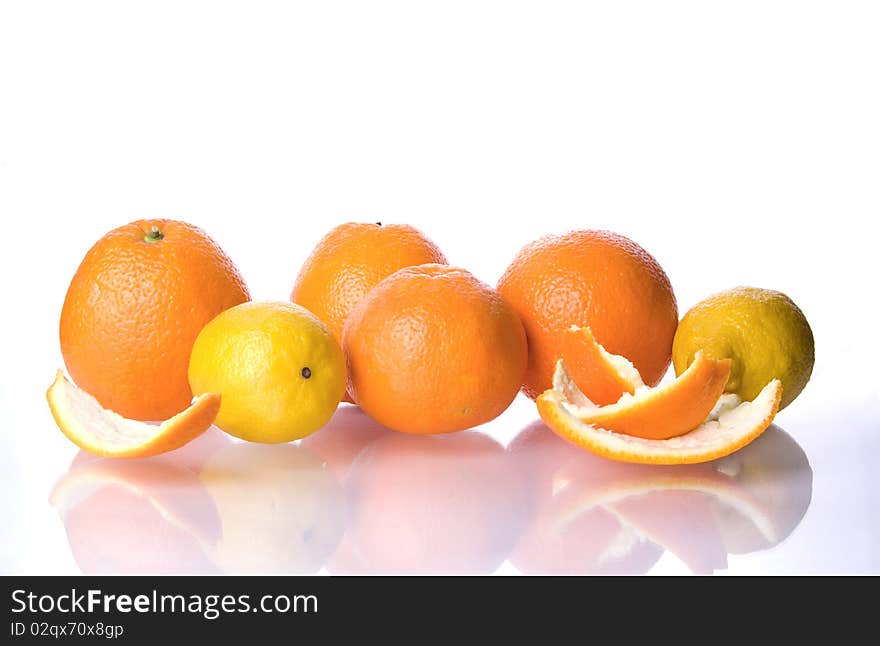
xmin=60 ymin=219 xmax=250 ymax=420
xmin=497 ymin=230 xmax=678 ymax=399
xmin=343 ymin=264 xmax=527 ymax=434
xmin=291 ymin=222 xmax=447 ymax=344
xmin=291 ymin=222 xmax=446 ymax=402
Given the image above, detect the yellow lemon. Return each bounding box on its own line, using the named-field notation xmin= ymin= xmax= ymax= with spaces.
xmin=188 ymin=301 xmax=346 ymax=442
xmin=672 ymin=287 xmax=814 ymax=410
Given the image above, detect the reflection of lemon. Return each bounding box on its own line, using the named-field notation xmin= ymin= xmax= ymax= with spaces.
xmin=188 ymin=301 xmax=346 ymax=442
xmin=672 ymin=287 xmax=814 ymax=410
xmin=199 ymin=443 xmax=344 ymax=574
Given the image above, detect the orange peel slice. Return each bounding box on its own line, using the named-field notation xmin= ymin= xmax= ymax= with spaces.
xmin=47 ymin=371 xmax=220 ymax=458
xmin=562 ymin=326 xmax=644 ymax=405
xmin=537 ymin=360 xmax=782 ymax=465
xmin=561 ymin=351 xmax=732 ymax=440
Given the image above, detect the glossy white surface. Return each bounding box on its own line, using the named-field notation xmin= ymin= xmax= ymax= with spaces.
xmin=1 ymin=1 xmax=879 ymax=574
xmin=2 ymin=366 xmax=879 ymax=575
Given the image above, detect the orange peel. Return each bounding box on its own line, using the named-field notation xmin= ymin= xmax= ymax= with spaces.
xmin=47 ymin=371 xmax=220 ymax=458
xmin=537 ymin=360 xmax=782 ymax=465
xmin=562 ymin=326 xmax=644 ymax=405
xmin=561 ymin=350 xmax=732 ymax=440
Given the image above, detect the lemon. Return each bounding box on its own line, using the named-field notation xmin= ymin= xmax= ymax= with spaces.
xmin=672 ymin=287 xmax=814 ymax=410
xmin=188 ymin=301 xmax=346 ymax=442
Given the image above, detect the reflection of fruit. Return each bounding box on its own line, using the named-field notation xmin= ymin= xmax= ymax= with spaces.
xmin=51 ymin=452 xmax=223 ymax=574
xmin=344 ymin=432 xmax=527 ymax=573
xmin=300 ymin=406 xmax=394 ymax=573
xmin=47 ymin=371 xmax=220 ymax=458
xmin=561 ymin=351 xmax=732 ymax=440
xmin=497 ymin=230 xmax=678 ymax=399
xmin=301 ymin=405 xmax=393 ymax=481
xmin=161 ymin=427 xmax=236 ymax=472
xmin=537 ymin=359 xmax=782 ymax=464
xmin=612 ymin=490 xmax=727 ymax=574
xmin=188 ymin=301 xmax=346 ymax=443
xmin=343 ymin=264 xmax=527 ymax=434
xmin=512 ymin=500 xmax=664 ymax=575
xmin=709 ymin=426 xmax=813 ymax=553
xmin=673 ymin=287 xmax=814 ymax=410
xmin=507 ymin=421 xmax=813 ymax=574
xmin=508 ymin=436 xmax=664 ymax=574
xmin=60 ymin=219 xmax=249 ymax=420
xmin=507 ymin=420 xmax=578 ymax=514
xmin=562 ymin=326 xmax=644 ymax=405
xmin=291 ymin=222 xmax=446 ymax=349
xmin=199 ymin=443 xmax=345 ymax=574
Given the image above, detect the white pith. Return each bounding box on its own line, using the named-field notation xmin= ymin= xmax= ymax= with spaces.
xmin=544 ymin=360 xmax=782 ymax=462
xmin=47 ymin=371 xmax=216 ymax=454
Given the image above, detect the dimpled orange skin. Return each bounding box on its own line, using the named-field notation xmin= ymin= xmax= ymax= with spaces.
xmin=343 ymin=264 xmax=528 ymax=435
xmin=291 ymin=222 xmax=447 ymax=346
xmin=60 ymin=219 xmax=250 ymax=421
xmin=291 ymin=223 xmax=447 ymax=403
xmin=497 ymin=230 xmax=678 ymax=399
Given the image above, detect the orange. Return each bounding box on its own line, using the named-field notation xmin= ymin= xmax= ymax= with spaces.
xmin=291 ymin=222 xmax=446 ymax=401
xmin=537 ymin=359 xmax=782 ymax=464
xmin=497 ymin=230 xmax=678 ymax=399
xmin=343 ymin=264 xmax=527 ymax=434
xmin=47 ymin=371 xmax=220 ymax=458
xmin=59 ymin=219 xmax=250 ymax=420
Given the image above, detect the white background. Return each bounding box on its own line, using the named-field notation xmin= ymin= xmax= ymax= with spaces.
xmin=1 ymin=1 xmax=878 ymax=574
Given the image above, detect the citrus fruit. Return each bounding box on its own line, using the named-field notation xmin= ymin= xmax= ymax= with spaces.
xmin=59 ymin=219 xmax=249 ymax=420
xmin=343 ymin=264 xmax=527 ymax=434
xmin=672 ymin=286 xmax=814 ymax=410
xmin=537 ymin=359 xmax=782 ymax=464
xmin=562 ymin=326 xmax=644 ymax=405
xmin=497 ymin=230 xmax=678 ymax=399
xmin=291 ymin=222 xmax=446 ymax=401
xmin=291 ymin=222 xmax=447 ymax=341
xmin=47 ymin=371 xmax=221 ymax=458
xmin=187 ymin=301 xmax=346 ymax=443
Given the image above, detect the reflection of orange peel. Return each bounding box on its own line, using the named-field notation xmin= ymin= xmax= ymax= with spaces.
xmin=537 ymin=360 xmax=782 ymax=464
xmin=546 ymin=472 xmax=772 ymax=574
xmin=49 ymin=459 xmax=222 ymax=546
xmin=47 ymin=371 xmax=220 ymax=458
xmin=549 ymin=473 xmax=778 ymax=546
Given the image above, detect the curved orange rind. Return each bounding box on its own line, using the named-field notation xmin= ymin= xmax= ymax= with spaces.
xmin=47 ymin=370 xmax=220 ymax=458
xmin=562 ymin=325 xmax=644 ymax=405
xmin=537 ymin=360 xmax=782 ymax=465
xmin=562 ymin=350 xmax=732 ymax=440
